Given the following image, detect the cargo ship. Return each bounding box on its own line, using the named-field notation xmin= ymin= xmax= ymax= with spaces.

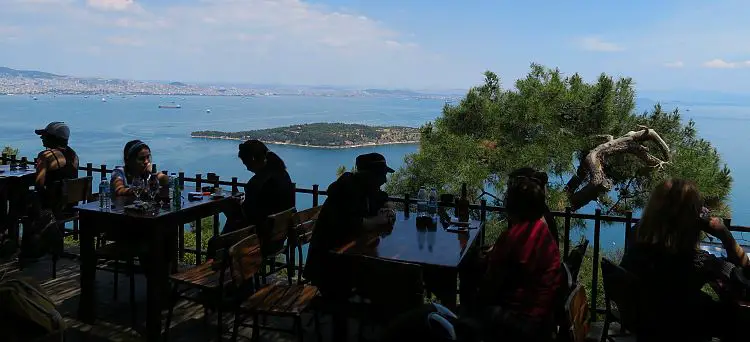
xmin=158 ymin=103 xmax=182 ymax=109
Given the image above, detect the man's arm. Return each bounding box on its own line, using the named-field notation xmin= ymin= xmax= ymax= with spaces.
xmin=35 ymin=153 xmax=48 ymax=190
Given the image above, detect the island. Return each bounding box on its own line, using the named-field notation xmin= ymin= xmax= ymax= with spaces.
xmin=191 ymin=123 xmax=421 ymax=148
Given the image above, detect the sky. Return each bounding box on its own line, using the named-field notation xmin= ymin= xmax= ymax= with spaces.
xmin=2 ymin=0 xmax=750 ymax=91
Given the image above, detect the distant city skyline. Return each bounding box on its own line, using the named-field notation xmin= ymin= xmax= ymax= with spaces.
xmin=2 ymin=1 xmax=750 ymax=92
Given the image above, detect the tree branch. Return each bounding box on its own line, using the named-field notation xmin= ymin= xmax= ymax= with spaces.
xmin=565 ymin=126 xmax=671 ymax=211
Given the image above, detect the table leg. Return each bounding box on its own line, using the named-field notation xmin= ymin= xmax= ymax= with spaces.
xmin=78 ymin=214 xmax=97 ymax=323
xmin=146 ymin=225 xmax=167 ymax=341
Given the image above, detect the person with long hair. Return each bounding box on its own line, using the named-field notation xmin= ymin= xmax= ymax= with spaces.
xmin=467 ymin=168 xmax=562 ymax=342
xmin=111 ymin=140 xmax=168 ymax=196
xmin=620 ymin=179 xmax=750 ymax=341
xmin=228 ymin=139 xmax=295 ymax=231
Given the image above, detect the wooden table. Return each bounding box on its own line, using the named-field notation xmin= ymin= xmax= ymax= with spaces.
xmin=337 ymin=212 xmax=484 ymax=308
xmin=76 ymin=193 xmax=235 ymax=341
xmin=0 ymin=164 xmax=36 ymax=242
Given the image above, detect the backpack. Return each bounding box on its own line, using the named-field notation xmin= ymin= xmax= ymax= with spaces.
xmin=20 ymin=209 xmax=63 ymax=259
xmin=0 ymin=277 xmax=66 ymax=341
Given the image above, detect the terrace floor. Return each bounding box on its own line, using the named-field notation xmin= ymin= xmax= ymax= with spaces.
xmin=0 ymin=250 xmax=336 ymax=342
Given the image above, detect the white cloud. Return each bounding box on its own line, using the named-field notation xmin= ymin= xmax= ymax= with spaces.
xmin=702 ymin=59 xmax=750 ymax=69
xmin=579 ymin=36 xmax=624 ymax=52
xmin=664 ymin=61 xmax=684 ymax=68
xmin=86 ymin=0 xmax=138 ymax=11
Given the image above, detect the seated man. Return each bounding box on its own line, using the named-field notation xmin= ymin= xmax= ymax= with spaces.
xmin=304 ymin=152 xmax=396 ymax=294
xmin=304 ymin=152 xmax=396 ymax=342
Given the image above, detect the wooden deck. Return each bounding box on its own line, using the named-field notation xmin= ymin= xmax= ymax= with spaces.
xmin=0 ymin=252 xmax=333 ymax=342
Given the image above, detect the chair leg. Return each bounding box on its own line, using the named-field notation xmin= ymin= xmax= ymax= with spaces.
xmin=113 ymin=260 xmax=119 ymax=300
xmin=286 ymin=249 xmax=294 ymax=285
xmin=314 ymin=312 xmax=322 ymax=342
xmin=231 ymin=311 xmax=242 ymax=342
xmin=252 ymin=313 xmax=260 ymax=342
xmin=298 ymin=246 xmax=304 ymax=283
xmin=51 ymin=253 xmax=58 ymax=279
xmin=163 ymin=284 xmax=179 ymax=342
xmin=128 ymin=258 xmax=137 ymax=329
xmin=216 ymin=307 xmax=224 ymax=342
xmin=296 ymin=316 xmax=304 ymax=342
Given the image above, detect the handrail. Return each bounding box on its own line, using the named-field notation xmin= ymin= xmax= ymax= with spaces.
xmin=4 ymin=152 xmax=750 ymax=321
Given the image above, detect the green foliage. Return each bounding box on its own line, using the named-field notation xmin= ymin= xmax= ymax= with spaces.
xmin=2 ymin=145 xmax=19 ymax=157
xmin=387 ymin=64 xmax=732 ymax=225
xmin=192 ymin=123 xmax=420 ymax=147
xmin=182 ymin=216 xmax=215 ymax=265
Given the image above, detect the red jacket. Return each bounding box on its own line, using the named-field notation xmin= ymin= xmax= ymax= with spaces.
xmin=481 ymin=218 xmax=562 ymax=320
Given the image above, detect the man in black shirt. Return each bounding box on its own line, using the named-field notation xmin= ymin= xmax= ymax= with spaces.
xmin=305 ymin=152 xmax=396 ymax=293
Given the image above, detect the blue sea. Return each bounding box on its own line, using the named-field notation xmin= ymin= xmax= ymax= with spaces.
xmin=1 ymin=94 xmax=749 ymax=250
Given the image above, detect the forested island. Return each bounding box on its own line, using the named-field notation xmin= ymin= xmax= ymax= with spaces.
xmin=191 ymin=123 xmax=420 ymax=148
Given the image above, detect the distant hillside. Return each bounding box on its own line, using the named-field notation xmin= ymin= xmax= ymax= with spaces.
xmin=192 ymin=123 xmax=420 ymax=148
xmin=0 ymin=66 xmax=62 ymax=79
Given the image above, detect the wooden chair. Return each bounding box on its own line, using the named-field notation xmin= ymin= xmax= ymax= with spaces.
xmin=258 ymin=208 xmax=296 ymax=285
xmin=564 ymin=239 xmax=589 ymax=285
xmin=48 ymin=176 xmax=93 ymax=277
xmin=163 ymin=226 xmax=255 ymax=342
xmin=349 ymin=255 xmax=425 ymax=340
xmin=601 ymin=258 xmax=638 ymax=339
xmin=230 ymin=235 xmax=320 ymax=342
xmin=563 ymin=284 xmax=607 ymax=342
xmin=289 ymin=206 xmax=322 ymax=283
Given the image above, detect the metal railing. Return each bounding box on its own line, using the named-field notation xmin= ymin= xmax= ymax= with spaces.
xmin=4 ymin=153 xmax=750 ymax=320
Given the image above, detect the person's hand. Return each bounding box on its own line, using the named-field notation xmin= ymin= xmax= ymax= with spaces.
xmin=703 ymin=217 xmax=731 ymax=240
xmin=378 ymin=207 xmax=396 ymax=225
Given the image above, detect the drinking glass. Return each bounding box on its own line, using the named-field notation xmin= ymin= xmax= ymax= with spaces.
xmin=151 ymin=177 xmax=162 ymax=204
xmin=131 ymin=177 xmax=144 ymax=204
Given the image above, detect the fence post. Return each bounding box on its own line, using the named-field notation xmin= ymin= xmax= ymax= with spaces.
xmin=86 ymin=162 xmax=93 ymax=177
xmin=151 ymin=164 xmax=157 ymax=174
xmin=20 ymin=157 xmax=28 ymax=168
xmin=563 ymin=207 xmax=571 ymax=259
xmin=723 ymin=218 xmax=732 ymax=230
xmin=99 ymin=164 xmax=107 ymax=183
xmin=1 ymin=152 xmax=7 ymax=164
xmin=231 ymin=177 xmax=239 ymax=195
xmin=624 ymin=211 xmax=633 ymax=252
xmin=9 ymin=154 xmax=17 ymax=167
xmin=177 ymin=173 xmax=185 ymax=260
xmin=480 ymin=199 xmax=487 ymax=245
xmin=591 ymin=208 xmax=602 ymax=322
xmin=194 ymin=174 xmax=203 ymax=265
xmin=312 ymin=184 xmax=319 ymax=207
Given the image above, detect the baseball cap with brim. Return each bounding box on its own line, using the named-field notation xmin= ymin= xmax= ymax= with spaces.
xmin=35 ymin=122 xmax=70 ymax=141
xmin=356 ymin=152 xmax=395 ymax=174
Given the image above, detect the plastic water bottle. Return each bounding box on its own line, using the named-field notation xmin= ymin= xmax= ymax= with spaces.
xmin=417 ymin=186 xmax=428 ymax=217
xmin=168 ymin=173 xmax=176 ymax=200
xmin=171 ymin=173 xmax=182 ymax=209
xmin=428 ymin=187 xmax=438 ymax=216
xmin=99 ymin=177 xmax=110 ymax=210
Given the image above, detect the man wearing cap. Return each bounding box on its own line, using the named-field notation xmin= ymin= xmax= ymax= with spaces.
xmin=304 ymin=152 xmax=397 ymax=341
xmin=34 ymin=121 xmax=79 ymax=210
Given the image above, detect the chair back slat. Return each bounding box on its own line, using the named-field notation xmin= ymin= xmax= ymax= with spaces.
xmin=229 ymin=234 xmax=263 ymax=286
xmin=564 ymin=239 xmax=589 ymax=283
xmin=564 ymin=284 xmax=590 ymax=342
xmin=601 ymin=258 xmax=639 ymax=332
xmin=294 ymin=220 xmax=316 ymax=246
xmin=259 ymin=208 xmax=295 ymax=256
xmin=215 ymin=226 xmax=254 ymax=252
xmin=294 ymin=206 xmax=322 ymax=225
xmin=350 ymin=255 xmax=424 ymax=316
xmin=62 ymin=176 xmax=93 ymax=205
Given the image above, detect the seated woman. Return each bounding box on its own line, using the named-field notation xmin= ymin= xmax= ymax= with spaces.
xmin=111 ymin=140 xmax=168 ymax=197
xmin=620 ymin=179 xmax=750 ymax=342
xmin=467 ymin=168 xmax=562 ymax=342
xmin=220 ymin=140 xmax=295 ymax=232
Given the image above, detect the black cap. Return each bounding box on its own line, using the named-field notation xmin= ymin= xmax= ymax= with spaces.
xmin=35 ymin=121 xmax=70 ymax=141
xmin=356 ymin=153 xmax=395 ymax=174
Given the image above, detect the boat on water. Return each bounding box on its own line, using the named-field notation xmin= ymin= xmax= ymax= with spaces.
xmin=101 ymin=97 xmax=107 ymax=102
xmin=206 ymin=109 xmax=211 ymax=113
xmin=159 ymin=104 xmax=182 ymax=109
